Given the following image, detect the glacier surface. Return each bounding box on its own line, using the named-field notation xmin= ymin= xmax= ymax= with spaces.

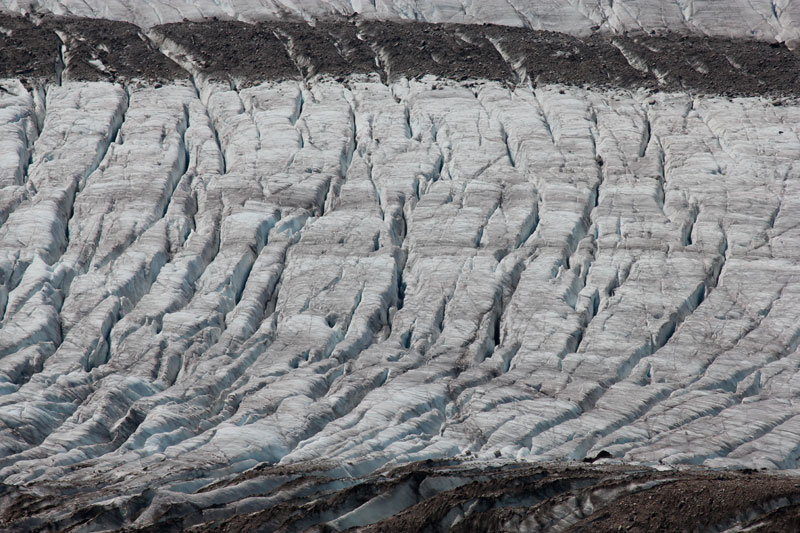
xmin=1 ymin=7 xmax=800 ymax=532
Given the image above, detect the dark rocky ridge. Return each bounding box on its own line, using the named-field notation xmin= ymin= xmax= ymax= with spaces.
xmin=616 ymin=32 xmax=800 ymax=97
xmin=356 ymin=20 xmax=515 ymax=83
xmin=49 ymin=16 xmax=188 ymax=83
xmin=0 ymin=15 xmax=187 ymax=84
xmin=1 ymin=14 xmax=799 ymax=96
xmin=0 ymin=15 xmax=61 ymax=81
xmin=154 ymin=19 xmax=302 ymax=84
xmin=277 ymin=21 xmax=378 ymax=80
xmin=481 ymin=26 xmax=654 ymax=89
xmin=4 ymin=459 xmax=800 ymax=532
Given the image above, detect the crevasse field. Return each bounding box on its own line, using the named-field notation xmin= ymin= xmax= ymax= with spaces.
xmin=3 ymin=1 xmax=800 ymax=531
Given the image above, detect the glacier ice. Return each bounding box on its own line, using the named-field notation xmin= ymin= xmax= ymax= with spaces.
xmin=1 ymin=6 xmax=800 ymax=531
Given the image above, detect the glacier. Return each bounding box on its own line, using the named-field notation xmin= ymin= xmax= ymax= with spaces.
xmin=1 ymin=4 xmax=800 ymax=531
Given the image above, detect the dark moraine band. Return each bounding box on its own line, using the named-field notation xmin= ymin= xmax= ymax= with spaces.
xmin=2 ymin=14 xmax=799 ymax=97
